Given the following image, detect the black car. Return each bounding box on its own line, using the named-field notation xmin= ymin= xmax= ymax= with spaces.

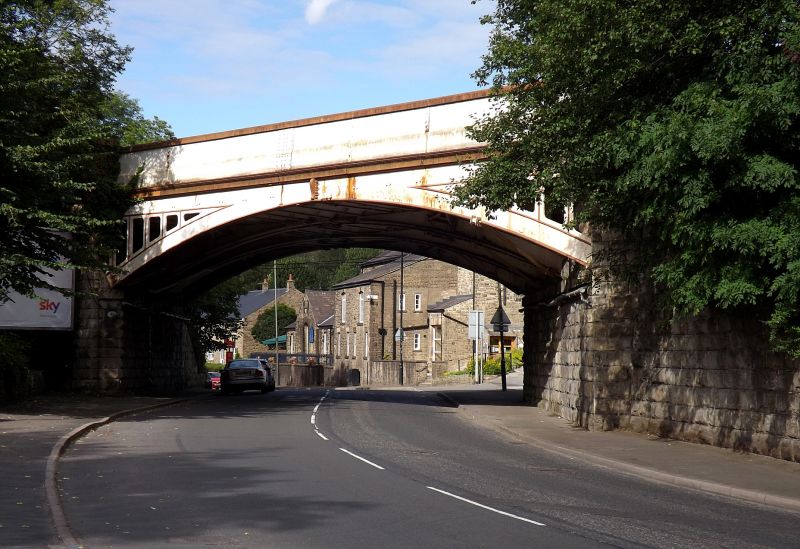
xmin=221 ymin=359 xmax=275 ymax=394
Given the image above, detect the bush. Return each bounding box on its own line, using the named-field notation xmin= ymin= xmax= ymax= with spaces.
xmin=205 ymin=362 xmax=225 ymax=372
xmin=466 ymin=348 xmax=522 ymax=376
xmin=0 ymin=333 xmax=32 ymax=402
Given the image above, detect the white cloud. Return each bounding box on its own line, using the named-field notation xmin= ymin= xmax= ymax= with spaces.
xmin=305 ymin=0 xmax=339 ymax=25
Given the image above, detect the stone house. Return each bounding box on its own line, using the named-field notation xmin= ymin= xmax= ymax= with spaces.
xmin=331 ymin=251 xmax=524 ymax=379
xmin=235 ymin=275 xmax=305 ymax=358
xmin=427 ymin=269 xmax=524 ymax=374
xmin=286 ymin=289 xmax=336 ymax=362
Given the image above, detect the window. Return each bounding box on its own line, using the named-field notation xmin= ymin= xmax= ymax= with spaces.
xmin=289 ymin=333 xmax=295 ymax=354
xmin=336 ymin=330 xmax=341 ymax=357
xmin=165 ymin=214 xmax=179 ymax=232
xmin=414 ymin=293 xmax=422 ymax=311
xmin=346 ymin=332 xmax=351 ymax=357
xmin=413 ymin=332 xmax=421 ymax=351
xmin=364 ymin=332 xmax=369 ymax=359
xmin=341 ymin=294 xmax=347 ymax=324
xmin=148 ymin=216 xmax=161 ymax=242
xmin=358 ymin=292 xmax=365 ymax=324
xmin=131 ymin=218 xmax=144 ymax=253
xmin=398 ymin=293 xmax=406 ymax=311
xmin=322 ymin=331 xmax=329 ymax=355
xmin=353 ymin=333 xmax=357 ymax=358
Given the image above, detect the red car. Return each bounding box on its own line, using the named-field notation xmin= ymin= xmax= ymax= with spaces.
xmin=206 ymin=371 xmax=221 ymax=391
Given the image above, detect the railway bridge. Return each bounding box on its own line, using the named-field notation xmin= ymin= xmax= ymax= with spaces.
xmin=72 ymin=90 xmax=800 ymax=461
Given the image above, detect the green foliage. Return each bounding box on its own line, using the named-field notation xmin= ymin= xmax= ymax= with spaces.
xmin=234 ymin=248 xmax=381 ymax=293
xmin=251 ymin=303 xmax=297 ymax=343
xmin=101 ymin=92 xmax=175 ymax=147
xmin=460 ymin=0 xmax=800 ymax=355
xmin=205 ymin=362 xmax=225 ymax=372
xmin=0 ymin=1 xmax=151 ymax=303
xmin=187 ymin=277 xmax=244 ymax=353
xmin=467 ymin=349 xmax=520 ymax=376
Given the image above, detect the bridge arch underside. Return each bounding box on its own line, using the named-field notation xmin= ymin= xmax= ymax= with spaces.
xmin=116 ymin=200 xmax=578 ymax=297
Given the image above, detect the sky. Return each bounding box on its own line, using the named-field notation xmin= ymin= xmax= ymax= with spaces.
xmin=108 ymin=0 xmax=495 ymax=138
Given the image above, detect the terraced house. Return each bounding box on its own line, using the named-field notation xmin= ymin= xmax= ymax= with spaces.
xmin=331 ymin=251 xmax=524 ymax=383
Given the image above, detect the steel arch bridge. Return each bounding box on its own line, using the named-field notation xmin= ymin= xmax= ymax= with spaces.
xmin=114 ymin=90 xmax=590 ymax=296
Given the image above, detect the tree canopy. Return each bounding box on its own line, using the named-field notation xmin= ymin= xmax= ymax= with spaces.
xmin=0 ymin=0 xmax=153 ymax=302
xmin=251 ymin=303 xmax=297 ymax=344
xmin=458 ymin=0 xmax=800 ymax=355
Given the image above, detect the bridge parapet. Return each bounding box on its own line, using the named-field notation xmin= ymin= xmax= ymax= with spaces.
xmin=115 ymin=91 xmax=591 ymax=295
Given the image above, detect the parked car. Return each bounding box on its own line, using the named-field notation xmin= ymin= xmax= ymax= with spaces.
xmin=206 ymin=371 xmax=221 ymax=390
xmin=221 ymin=359 xmax=275 ymax=394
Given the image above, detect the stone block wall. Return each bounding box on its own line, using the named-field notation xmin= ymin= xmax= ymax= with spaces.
xmin=525 ymin=231 xmax=800 ymax=462
xmin=73 ymin=271 xmax=204 ymax=394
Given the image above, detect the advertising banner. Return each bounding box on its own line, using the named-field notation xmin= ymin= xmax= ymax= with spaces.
xmin=0 ymin=268 xmax=75 ymax=330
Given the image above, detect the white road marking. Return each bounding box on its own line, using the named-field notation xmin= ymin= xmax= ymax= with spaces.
xmin=340 ymin=448 xmax=385 ymax=470
xmin=426 ymin=486 xmax=545 ymax=526
xmin=312 ymin=390 xmax=331 ymax=438
xmin=315 ymin=430 xmax=329 ymax=441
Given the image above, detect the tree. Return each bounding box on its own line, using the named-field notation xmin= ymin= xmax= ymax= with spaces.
xmin=458 ymin=0 xmax=800 ymax=355
xmin=186 ymin=277 xmax=243 ymax=354
xmin=251 ymin=303 xmax=297 ymax=344
xmin=101 ymin=91 xmax=174 ymax=147
xmin=0 ymin=0 xmax=134 ymax=302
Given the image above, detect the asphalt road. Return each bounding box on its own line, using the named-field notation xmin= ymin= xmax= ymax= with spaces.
xmin=59 ymin=388 xmax=799 ymax=548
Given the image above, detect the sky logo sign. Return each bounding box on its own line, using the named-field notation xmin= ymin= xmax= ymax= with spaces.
xmin=39 ymin=299 xmax=61 ymax=314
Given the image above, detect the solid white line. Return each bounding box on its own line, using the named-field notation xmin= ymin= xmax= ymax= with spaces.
xmin=427 ymin=486 xmax=545 ymax=526
xmin=340 ymin=448 xmax=385 ymax=470
xmin=315 ymin=430 xmax=329 ymax=441
xmin=310 ymin=415 xmax=316 ymax=425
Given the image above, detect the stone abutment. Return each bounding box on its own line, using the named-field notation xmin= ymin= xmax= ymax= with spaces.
xmin=524 ymin=230 xmax=800 ymax=462
xmin=73 ymin=272 xmax=204 ymax=394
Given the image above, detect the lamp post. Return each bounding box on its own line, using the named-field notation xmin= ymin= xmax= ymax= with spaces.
xmin=399 ymin=252 xmax=404 ymax=385
xmin=273 ymin=260 xmax=279 ymax=386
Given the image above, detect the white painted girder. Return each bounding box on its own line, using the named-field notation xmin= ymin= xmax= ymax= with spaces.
xmin=115 ymin=92 xmax=591 ymax=291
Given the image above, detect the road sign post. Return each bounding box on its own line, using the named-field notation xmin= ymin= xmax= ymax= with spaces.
xmin=491 ymin=306 xmax=511 ymax=391
xmin=468 ymin=310 xmax=484 ymax=384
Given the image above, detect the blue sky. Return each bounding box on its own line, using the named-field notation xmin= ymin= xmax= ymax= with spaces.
xmin=109 ymin=0 xmax=494 ymax=138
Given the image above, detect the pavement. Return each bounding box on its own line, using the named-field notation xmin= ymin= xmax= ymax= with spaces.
xmin=2 ymin=373 xmax=799 ymax=547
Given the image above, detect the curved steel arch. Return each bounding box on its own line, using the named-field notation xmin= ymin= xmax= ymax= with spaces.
xmin=115 ymin=199 xmax=586 ymax=297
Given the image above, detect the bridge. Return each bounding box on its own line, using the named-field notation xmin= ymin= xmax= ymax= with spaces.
xmin=75 ymin=91 xmax=797 ymax=463
xmin=114 ymin=90 xmax=591 ymax=296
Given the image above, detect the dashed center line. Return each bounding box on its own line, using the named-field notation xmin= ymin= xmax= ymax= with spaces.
xmin=340 ymin=448 xmax=385 ymax=470
xmin=427 ymin=486 xmax=546 ymax=526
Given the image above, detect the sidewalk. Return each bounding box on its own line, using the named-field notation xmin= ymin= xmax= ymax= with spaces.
xmin=429 ymin=370 xmax=800 ymax=513
xmin=0 ymin=393 xmax=191 ymax=548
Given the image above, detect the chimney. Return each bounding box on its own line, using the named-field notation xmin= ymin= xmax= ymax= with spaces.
xmin=261 ymin=276 xmax=269 ymax=292
xmin=286 ymin=273 xmax=295 ymax=291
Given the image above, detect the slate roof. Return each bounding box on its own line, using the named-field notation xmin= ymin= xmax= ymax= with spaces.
xmin=334 ymin=252 xmax=427 ymax=289
xmin=305 ymin=290 xmax=336 ymax=327
xmin=237 ymin=288 xmax=288 ymax=318
xmin=427 ymin=294 xmax=473 ymax=312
